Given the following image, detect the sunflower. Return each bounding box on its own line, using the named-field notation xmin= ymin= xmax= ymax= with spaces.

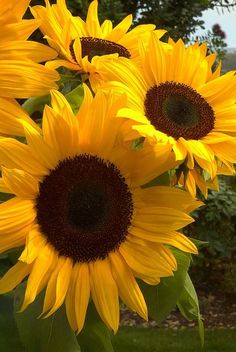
xmin=31 ymin=0 xmax=165 ymax=87
xmin=98 ymin=33 xmax=236 ymax=197
xmin=0 ymin=87 xmax=200 ymax=333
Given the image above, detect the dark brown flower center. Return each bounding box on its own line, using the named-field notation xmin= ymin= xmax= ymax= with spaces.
xmin=35 ymin=154 xmax=133 ymax=263
xmin=70 ymin=37 xmax=131 ymax=62
xmin=144 ymin=82 xmax=215 ymax=140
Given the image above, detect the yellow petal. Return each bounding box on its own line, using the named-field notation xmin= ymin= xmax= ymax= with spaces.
xmin=20 ymin=245 xmax=55 ymax=311
xmin=86 ymin=0 xmax=101 ymax=37
xmin=74 ymin=263 xmax=90 ymax=333
xmin=0 ymin=261 xmax=31 ymax=294
xmin=0 ymin=60 xmax=59 ymax=98
xmin=2 ymin=167 xmax=39 ymax=199
xmin=0 ymin=197 xmax=35 ymax=235
xmin=65 ymin=265 xmax=78 ymax=332
xmin=129 ymin=227 xmax=197 ymax=254
xmin=0 ymin=138 xmax=48 ymax=176
xmin=109 ymin=251 xmax=147 ymax=320
xmin=106 ymin=15 xmax=132 ymax=42
xmin=44 ymin=257 xmax=73 ymax=316
xmin=0 ymin=225 xmax=30 ymax=253
xmin=89 ymin=259 xmax=119 ymax=332
xmin=134 ymin=207 xmax=194 ymax=232
xmin=0 ymin=97 xmax=40 ymax=137
xmin=19 ymin=226 xmax=46 ymax=264
xmin=42 ymin=257 xmax=73 ymax=318
xmin=21 ymin=120 xmax=58 ymax=170
xmin=119 ymin=240 xmax=173 ymax=280
xmin=0 ymin=41 xmax=58 ymax=62
xmin=138 ymin=186 xmax=202 ymax=213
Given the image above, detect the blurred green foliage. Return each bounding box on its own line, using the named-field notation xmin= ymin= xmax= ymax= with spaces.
xmin=186 ymin=179 xmax=236 ymax=294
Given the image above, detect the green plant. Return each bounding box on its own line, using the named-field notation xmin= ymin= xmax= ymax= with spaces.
xmin=185 ymin=179 xmax=236 ymax=291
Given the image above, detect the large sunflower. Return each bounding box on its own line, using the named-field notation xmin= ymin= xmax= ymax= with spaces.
xmin=31 ymin=0 xmax=165 ymax=87
xmin=0 ymin=87 xmax=199 ymax=333
xmin=0 ymin=0 xmax=59 ymax=100
xmin=98 ymin=33 xmax=236 ymax=197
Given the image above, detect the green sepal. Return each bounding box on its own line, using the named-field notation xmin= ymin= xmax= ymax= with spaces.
xmin=0 ymin=192 xmax=14 ymax=204
xmin=77 ymin=302 xmax=114 ymax=352
xmin=189 ymin=237 xmax=208 ymax=248
xmin=142 ymin=171 xmax=170 ymax=188
xmin=65 ymin=84 xmax=84 ymax=114
xmin=22 ymin=95 xmax=51 ymax=116
xmin=14 ymin=284 xmax=80 ymax=352
xmin=131 ymin=137 xmax=145 ymax=151
xmin=139 ymin=248 xmax=191 ymax=323
xmin=177 ymin=274 xmax=204 ymax=347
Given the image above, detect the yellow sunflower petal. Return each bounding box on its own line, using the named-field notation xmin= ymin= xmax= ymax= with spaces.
xmin=106 ymin=14 xmax=132 ymax=41
xmin=44 ymin=257 xmax=73 ymax=317
xmin=0 ymin=97 xmax=41 ymax=136
xmin=21 ymin=120 xmax=58 ymax=170
xmin=134 ymin=207 xmax=194 ymax=232
xmin=65 ymin=265 xmax=78 ymax=332
xmin=89 ymin=259 xmax=119 ymax=333
xmin=119 ymin=240 xmax=173 ymax=281
xmin=20 ymin=245 xmax=56 ymax=312
xmin=0 ymin=261 xmax=31 ymax=294
xmin=2 ymin=167 xmax=39 ymax=199
xmin=0 ymin=225 xmax=30 ymax=253
xmin=19 ymin=226 xmax=46 ymax=264
xmin=0 ymin=197 xmax=35 ymax=235
xmin=86 ymin=0 xmax=101 ymax=37
xmin=138 ymin=186 xmax=202 ymax=213
xmin=0 ymin=138 xmax=48 ymax=176
xmin=109 ymin=251 xmax=147 ymax=320
xmin=129 ymin=228 xmax=197 ymax=254
xmin=74 ymin=263 xmax=90 ymax=333
xmin=0 ymin=41 xmax=58 ymax=62
xmin=0 ymin=60 xmax=59 ymax=98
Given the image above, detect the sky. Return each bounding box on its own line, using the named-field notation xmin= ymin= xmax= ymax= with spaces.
xmin=196 ymin=6 xmax=236 ymax=48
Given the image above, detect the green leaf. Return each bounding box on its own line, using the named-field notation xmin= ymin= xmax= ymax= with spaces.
xmin=131 ymin=137 xmax=145 ymax=150
xmin=177 ymin=274 xmax=204 ymax=347
xmin=77 ymin=302 xmax=114 ymax=352
xmin=139 ymin=248 xmax=191 ymax=323
xmin=0 ymin=295 xmax=25 ymax=351
xmin=142 ymin=172 xmax=170 ymax=188
xmin=189 ymin=238 xmax=209 ymax=248
xmin=0 ymin=192 xmax=14 ymax=203
xmin=22 ymin=95 xmax=51 ymax=116
xmin=14 ymin=284 xmax=80 ymax=352
xmin=65 ymin=84 xmax=84 ymax=114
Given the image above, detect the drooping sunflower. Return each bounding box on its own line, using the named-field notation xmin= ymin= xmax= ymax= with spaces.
xmin=31 ymin=0 xmax=165 ymax=87
xmin=0 ymin=87 xmax=200 ymax=333
xmin=0 ymin=0 xmax=59 ymax=100
xmin=98 ymin=33 xmax=236 ymax=197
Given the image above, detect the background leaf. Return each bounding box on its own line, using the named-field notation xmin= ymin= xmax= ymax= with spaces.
xmin=65 ymin=85 xmax=84 ymax=114
xmin=139 ymin=248 xmax=191 ymax=323
xmin=77 ymin=302 xmax=114 ymax=352
xmin=0 ymin=294 xmax=25 ymax=352
xmin=177 ymin=274 xmax=204 ymax=347
xmin=14 ymin=284 xmax=80 ymax=352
